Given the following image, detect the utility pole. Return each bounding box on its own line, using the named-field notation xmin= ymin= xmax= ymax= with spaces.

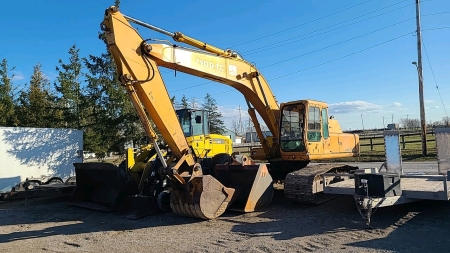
xmin=237 ymin=105 xmax=242 ymax=135
xmin=391 ymin=114 xmax=394 ymax=124
xmin=415 ymin=0 xmax=427 ymax=156
xmin=360 ymin=114 xmax=365 ymax=132
xmin=382 ymin=116 xmax=385 ymax=129
xmin=406 ymin=114 xmax=409 ymax=130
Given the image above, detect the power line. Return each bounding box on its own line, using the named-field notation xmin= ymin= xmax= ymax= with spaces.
xmin=170 ymin=16 xmax=417 ymax=92
xmin=260 ymin=17 xmax=415 ymax=69
xmin=162 ymin=0 xmax=417 ymax=78
xmin=422 ymin=26 xmax=450 ymax=31
xmin=174 ymin=25 xmax=450 ymax=98
xmin=242 ymin=0 xmax=416 ymax=55
xmin=268 ymin=32 xmax=413 ymax=82
xmin=168 ymin=11 xmax=449 ymax=94
xmin=421 ymin=36 xmax=449 ymax=118
xmin=229 ymin=0 xmax=377 ymax=48
xmin=250 ymin=10 xmax=449 ymax=58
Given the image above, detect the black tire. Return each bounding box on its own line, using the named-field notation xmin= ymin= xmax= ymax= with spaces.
xmin=208 ymin=153 xmax=233 ymax=177
xmin=47 ymin=178 xmax=64 ymax=185
xmin=24 ymin=180 xmax=41 ymax=190
xmin=157 ymin=189 xmax=171 ymax=212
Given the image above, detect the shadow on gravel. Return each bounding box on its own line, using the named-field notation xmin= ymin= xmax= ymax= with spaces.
xmin=223 ymin=190 xmax=450 ymax=249
xmin=0 ymin=196 xmax=203 ymax=244
xmin=3 ymin=190 xmax=450 ymax=252
xmin=346 ymin=200 xmax=450 ymax=252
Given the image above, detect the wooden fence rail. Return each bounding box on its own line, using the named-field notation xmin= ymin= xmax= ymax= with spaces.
xmin=360 ymin=131 xmax=435 ymax=151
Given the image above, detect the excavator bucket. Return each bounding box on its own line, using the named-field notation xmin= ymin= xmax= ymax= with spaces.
xmin=170 ymin=175 xmax=236 ymax=219
xmin=117 ymin=194 xmax=159 ymax=220
xmin=68 ymin=163 xmax=138 ymax=212
xmin=213 ymin=163 xmax=274 ymax=212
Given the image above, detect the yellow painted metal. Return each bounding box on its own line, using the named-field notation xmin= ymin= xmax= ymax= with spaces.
xmin=100 ymin=6 xmax=361 ymax=220
xmin=104 ymin=6 xmax=359 ymax=166
xmin=279 ymin=100 xmax=359 ymax=161
xmin=148 ymin=43 xmax=280 ymax=155
xmin=186 ymin=134 xmax=233 ymax=158
xmin=172 ymin=32 xmax=240 ymax=59
xmin=102 ymin=7 xmax=196 ymax=169
xmin=126 ymin=148 xmax=136 ymax=170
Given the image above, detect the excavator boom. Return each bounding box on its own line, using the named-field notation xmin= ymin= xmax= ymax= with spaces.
xmin=69 ymin=6 xmax=274 ymax=219
xmin=111 ymin=9 xmax=281 ymax=158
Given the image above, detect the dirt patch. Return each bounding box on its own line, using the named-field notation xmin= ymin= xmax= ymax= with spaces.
xmin=1 ymin=191 xmax=450 ymax=252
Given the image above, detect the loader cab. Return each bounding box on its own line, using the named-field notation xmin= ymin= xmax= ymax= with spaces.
xmin=176 ymin=109 xmax=210 ymax=137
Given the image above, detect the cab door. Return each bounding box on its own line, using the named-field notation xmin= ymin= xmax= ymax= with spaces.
xmin=306 ymin=105 xmax=323 ymax=155
xmin=321 ymin=108 xmax=331 ymax=155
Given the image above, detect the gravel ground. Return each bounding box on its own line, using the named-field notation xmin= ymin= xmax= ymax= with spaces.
xmin=1 ymin=190 xmax=450 ymax=253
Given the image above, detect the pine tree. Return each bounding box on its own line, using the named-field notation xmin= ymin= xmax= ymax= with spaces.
xmin=54 ymin=44 xmax=84 ymax=129
xmin=202 ymin=93 xmax=225 ymax=134
xmin=82 ymin=0 xmax=143 ymax=154
xmin=16 ymin=63 xmax=56 ymax=128
xmin=0 ymin=59 xmax=16 ymax=126
xmin=181 ymin=95 xmax=189 ymax=109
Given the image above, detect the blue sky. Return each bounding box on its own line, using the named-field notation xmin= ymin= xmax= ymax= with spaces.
xmin=1 ymin=0 xmax=449 ymax=131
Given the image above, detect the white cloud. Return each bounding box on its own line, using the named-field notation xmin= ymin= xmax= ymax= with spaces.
xmin=11 ymin=71 xmax=24 ymax=81
xmin=218 ymin=105 xmax=250 ymax=123
xmin=425 ymin=100 xmax=434 ymax=103
xmin=392 ymin=102 xmax=402 ymax=107
xmin=329 ymin=101 xmax=382 ymax=114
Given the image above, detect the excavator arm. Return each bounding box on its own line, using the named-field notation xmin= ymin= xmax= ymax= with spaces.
xmin=102 ymin=7 xmax=199 ymax=184
xmin=102 ymin=6 xmax=281 ymax=158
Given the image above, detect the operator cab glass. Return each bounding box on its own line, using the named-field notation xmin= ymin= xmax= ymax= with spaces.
xmin=280 ymin=103 xmax=306 ymax=152
xmin=176 ymin=109 xmax=209 ymax=137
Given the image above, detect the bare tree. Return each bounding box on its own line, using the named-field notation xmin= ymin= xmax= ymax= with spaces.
xmin=231 ymin=118 xmax=244 ymax=136
xmin=442 ymin=116 xmax=450 ymax=126
xmin=400 ymin=118 xmax=420 ymax=130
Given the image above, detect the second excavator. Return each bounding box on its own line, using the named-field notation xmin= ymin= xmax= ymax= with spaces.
xmin=70 ymin=6 xmax=360 ymax=220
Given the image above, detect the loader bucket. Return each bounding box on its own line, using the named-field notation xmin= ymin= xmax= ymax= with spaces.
xmin=68 ymin=163 xmax=138 ymax=212
xmin=213 ymin=163 xmax=274 ymax=212
xmin=170 ymin=175 xmax=236 ymax=219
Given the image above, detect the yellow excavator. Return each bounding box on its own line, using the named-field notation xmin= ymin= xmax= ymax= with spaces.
xmin=69 ymin=6 xmax=359 ymax=220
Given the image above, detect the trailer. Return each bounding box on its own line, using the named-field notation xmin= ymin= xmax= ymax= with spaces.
xmin=322 ymin=129 xmax=450 ymax=226
xmin=0 ymin=127 xmax=83 ymax=199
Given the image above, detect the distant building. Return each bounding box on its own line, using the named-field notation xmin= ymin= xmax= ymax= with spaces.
xmin=387 ymin=123 xmax=399 ymax=130
xmin=234 ymin=136 xmax=243 ymax=144
xmin=244 ymin=131 xmax=272 ymax=143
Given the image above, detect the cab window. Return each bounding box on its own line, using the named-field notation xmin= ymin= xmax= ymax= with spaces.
xmin=307 ymin=106 xmax=321 ymax=142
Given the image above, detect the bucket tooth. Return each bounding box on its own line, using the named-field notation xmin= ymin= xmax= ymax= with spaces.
xmin=214 ymin=163 xmax=274 ymax=212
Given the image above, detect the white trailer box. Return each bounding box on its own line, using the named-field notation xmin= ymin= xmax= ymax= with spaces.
xmin=0 ymin=127 xmax=83 ymax=193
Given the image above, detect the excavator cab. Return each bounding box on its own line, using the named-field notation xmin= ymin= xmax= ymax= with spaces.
xmin=279 ymin=100 xmax=359 ymax=162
